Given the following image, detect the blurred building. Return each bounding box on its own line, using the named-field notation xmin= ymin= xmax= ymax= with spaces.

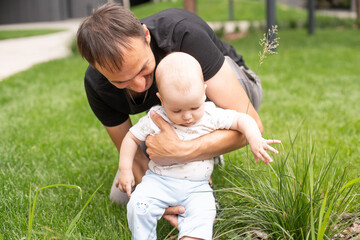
xmin=0 ymin=0 xmax=150 ymax=24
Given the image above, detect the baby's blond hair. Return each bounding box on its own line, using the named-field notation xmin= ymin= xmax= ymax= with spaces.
xmin=155 ymin=52 xmax=204 ymax=96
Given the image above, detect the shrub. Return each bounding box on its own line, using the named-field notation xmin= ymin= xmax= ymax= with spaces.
xmin=70 ymin=38 xmax=79 ymax=56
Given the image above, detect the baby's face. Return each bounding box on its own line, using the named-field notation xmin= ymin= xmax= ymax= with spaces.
xmin=161 ymin=87 xmax=206 ymax=127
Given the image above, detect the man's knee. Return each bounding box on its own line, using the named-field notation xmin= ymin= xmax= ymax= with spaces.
xmin=110 ymin=186 xmax=129 ymax=204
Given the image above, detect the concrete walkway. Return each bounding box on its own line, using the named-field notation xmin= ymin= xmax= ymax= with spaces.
xmin=0 ymin=19 xmax=83 ymax=81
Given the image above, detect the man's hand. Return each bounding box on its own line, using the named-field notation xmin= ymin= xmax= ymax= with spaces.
xmin=248 ymin=138 xmax=281 ymax=164
xmin=115 ymin=169 xmax=135 ymax=198
xmin=145 ymin=111 xmax=188 ymax=165
xmin=162 ymin=206 xmax=186 ymax=228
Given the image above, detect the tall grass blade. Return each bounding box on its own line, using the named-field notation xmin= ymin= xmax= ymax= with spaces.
xmin=64 ymin=184 xmax=103 ymax=238
xmin=27 ymin=184 xmax=32 ymax=238
xmin=340 ymin=177 xmax=360 ymax=192
xmin=27 ymin=184 xmax=82 ymax=240
xmin=317 ymin=188 xmax=329 ymax=240
xmin=162 ymin=226 xmax=177 ymax=240
xmin=309 ymin=155 xmax=315 ymax=240
xmin=319 ymin=196 xmax=335 ymax=240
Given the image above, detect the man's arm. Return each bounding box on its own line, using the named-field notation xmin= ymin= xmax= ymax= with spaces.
xmin=206 ymin=60 xmax=262 ymax=127
xmin=146 ymin=60 xmax=263 ymax=165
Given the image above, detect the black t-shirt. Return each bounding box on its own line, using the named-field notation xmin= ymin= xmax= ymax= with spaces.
xmin=84 ymin=8 xmax=246 ymax=127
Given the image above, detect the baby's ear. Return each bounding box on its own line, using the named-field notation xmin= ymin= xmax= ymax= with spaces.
xmin=156 ymin=92 xmax=163 ymax=105
xmin=203 ymin=84 xmax=207 ymax=100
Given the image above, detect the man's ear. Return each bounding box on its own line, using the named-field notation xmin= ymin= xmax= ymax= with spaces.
xmin=156 ymin=92 xmax=163 ymax=105
xmin=142 ymin=24 xmax=151 ymax=44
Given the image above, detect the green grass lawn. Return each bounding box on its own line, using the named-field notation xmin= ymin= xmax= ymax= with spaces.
xmin=131 ymin=0 xmax=307 ymax=22
xmin=0 ymin=27 xmax=359 ymax=239
xmin=0 ymin=29 xmax=65 ymax=40
xmin=236 ymin=28 xmax=360 ymax=179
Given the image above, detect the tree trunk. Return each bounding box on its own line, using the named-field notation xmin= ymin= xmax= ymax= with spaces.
xmin=356 ymin=0 xmax=360 ymax=19
xmin=122 ymin=0 xmax=131 ymax=9
xmin=183 ymin=0 xmax=197 ymax=14
xmin=111 ymin=0 xmax=130 ymax=9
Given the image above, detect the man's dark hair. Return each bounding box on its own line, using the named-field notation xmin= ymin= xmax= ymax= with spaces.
xmin=77 ymin=3 xmax=146 ymax=71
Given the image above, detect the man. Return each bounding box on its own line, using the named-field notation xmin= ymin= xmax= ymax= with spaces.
xmin=77 ymin=2 xmax=263 ymax=226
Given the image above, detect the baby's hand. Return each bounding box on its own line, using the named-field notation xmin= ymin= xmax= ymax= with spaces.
xmin=115 ymin=169 xmax=135 ymax=198
xmin=248 ymin=138 xmax=281 ymax=165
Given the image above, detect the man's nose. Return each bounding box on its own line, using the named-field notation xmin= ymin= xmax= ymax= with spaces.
xmin=131 ymin=75 xmax=146 ymax=91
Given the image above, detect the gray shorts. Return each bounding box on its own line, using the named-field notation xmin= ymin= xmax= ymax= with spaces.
xmin=225 ymin=56 xmax=263 ymax=112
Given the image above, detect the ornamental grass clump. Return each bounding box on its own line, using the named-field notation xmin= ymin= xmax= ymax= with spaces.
xmin=214 ymin=133 xmax=360 ymax=239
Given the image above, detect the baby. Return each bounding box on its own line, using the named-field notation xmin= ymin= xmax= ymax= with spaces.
xmin=116 ymin=52 xmax=281 ymax=240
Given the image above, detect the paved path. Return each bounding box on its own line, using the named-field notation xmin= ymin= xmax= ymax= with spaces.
xmin=0 ymin=19 xmax=82 ymax=81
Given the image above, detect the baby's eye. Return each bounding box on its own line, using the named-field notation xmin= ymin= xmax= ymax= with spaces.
xmin=191 ymin=107 xmax=199 ymax=110
xmin=173 ymin=110 xmax=181 ymax=113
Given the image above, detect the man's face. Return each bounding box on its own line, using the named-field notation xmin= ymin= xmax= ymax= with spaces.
xmin=95 ymin=37 xmax=156 ymax=93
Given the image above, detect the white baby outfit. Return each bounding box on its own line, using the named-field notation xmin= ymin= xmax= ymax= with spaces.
xmin=127 ymin=102 xmax=236 ymax=240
